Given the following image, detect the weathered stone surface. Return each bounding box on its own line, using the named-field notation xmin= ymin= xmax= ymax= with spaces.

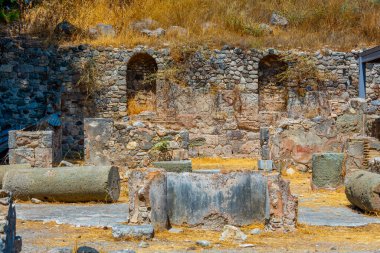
xmin=299 ymin=206 xmax=380 ymax=227
xmin=112 ymin=225 xmax=154 ymax=240
xmin=0 ymin=164 xmax=31 ymax=188
xmin=152 ymin=160 xmax=192 ymax=173
xmin=17 ymin=203 xmax=128 ymax=228
xmin=270 ymin=12 xmax=289 ymax=27
xmin=266 ymin=174 xmax=298 ymax=231
xmin=128 ymin=168 xmax=169 ymax=231
xmin=84 ymin=118 xmax=114 ymax=166
xmin=345 ymin=170 xmax=380 ymax=212
xmin=219 ymin=225 xmax=247 ymax=242
xmin=258 ymin=160 xmax=273 ymax=171
xmin=3 ymin=166 xmax=120 ymax=202
xmin=368 ymin=157 xmax=380 ymax=174
xmin=166 ymin=172 xmax=267 ymax=230
xmin=312 ymin=153 xmax=344 ymax=189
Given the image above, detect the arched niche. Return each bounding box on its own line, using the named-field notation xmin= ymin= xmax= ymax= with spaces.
xmin=126 ymin=53 xmax=158 ymax=114
xmin=258 ymin=55 xmax=288 ymax=112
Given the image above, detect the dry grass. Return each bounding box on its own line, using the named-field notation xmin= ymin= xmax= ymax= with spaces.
xmin=19 ymin=220 xmax=380 ymax=252
xmin=127 ymin=96 xmax=155 ymax=115
xmin=23 ymin=0 xmax=380 ymax=50
xmin=191 ymin=157 xmax=258 ymax=171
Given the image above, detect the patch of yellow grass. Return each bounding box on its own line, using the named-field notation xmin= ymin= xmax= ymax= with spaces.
xmin=23 ymin=0 xmax=380 ymax=50
xmin=283 ymin=170 xmax=350 ymax=208
xmin=127 ymin=96 xmax=155 ymax=115
xmin=191 ymin=157 xmax=258 ymax=171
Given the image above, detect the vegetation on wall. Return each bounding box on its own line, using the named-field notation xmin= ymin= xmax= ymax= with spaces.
xmin=20 ymin=0 xmax=380 ymax=50
xmin=0 ymin=0 xmax=19 ymax=23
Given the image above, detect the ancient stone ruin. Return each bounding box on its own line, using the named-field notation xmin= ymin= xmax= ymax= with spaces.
xmin=1 ymin=33 xmax=380 ymax=251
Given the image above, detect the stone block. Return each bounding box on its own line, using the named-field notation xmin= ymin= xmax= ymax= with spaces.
xmin=312 ymin=153 xmax=344 ymax=189
xmin=84 ymin=118 xmax=114 ymax=166
xmin=112 ymin=225 xmax=154 ymax=240
xmin=258 ymin=160 xmax=273 ymax=171
xmin=152 ymin=160 xmax=192 ymax=173
xmin=171 ymin=149 xmax=189 ymax=161
xmin=34 ymin=148 xmax=53 ymax=168
xmin=8 ymin=148 xmax=35 ymax=166
xmin=166 ymin=172 xmax=267 ymax=230
xmin=7 ymin=131 xmax=17 ymax=149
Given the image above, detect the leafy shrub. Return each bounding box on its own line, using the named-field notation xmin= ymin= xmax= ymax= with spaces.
xmin=0 ymin=0 xmax=19 ymax=23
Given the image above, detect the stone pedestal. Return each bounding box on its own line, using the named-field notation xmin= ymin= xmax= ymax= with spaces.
xmin=312 ymin=153 xmax=344 ymax=189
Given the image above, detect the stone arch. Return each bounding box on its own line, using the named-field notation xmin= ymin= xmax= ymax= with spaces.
xmin=258 ymin=54 xmax=288 ymax=112
xmin=126 ymin=53 xmax=158 ymax=114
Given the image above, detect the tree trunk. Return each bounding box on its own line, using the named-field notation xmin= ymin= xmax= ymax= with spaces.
xmin=3 ymin=166 xmax=120 ymax=202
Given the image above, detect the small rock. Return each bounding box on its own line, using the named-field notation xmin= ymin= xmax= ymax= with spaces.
xmin=54 ymin=21 xmax=78 ymax=38
xmin=196 ymin=240 xmax=211 ymax=247
xmin=133 ymin=121 xmax=145 ymax=128
xmin=31 ymin=198 xmax=43 ymax=204
xmin=138 ymin=241 xmax=149 ymax=248
xmin=250 ymin=228 xmax=262 ymax=235
xmin=112 ymin=225 xmax=154 ymax=240
xmin=330 ymin=246 xmax=337 ymax=251
xmin=59 ymin=160 xmax=74 ymax=167
xmin=48 ymin=248 xmax=72 ymax=253
xmin=239 ymin=244 xmax=255 ymax=248
xmin=220 ymin=225 xmax=247 ymax=242
xmin=259 ymin=23 xmax=273 ymax=34
xmin=270 ymin=12 xmax=289 ymax=27
xmin=296 ymin=164 xmax=309 ymax=173
xmin=286 ymin=168 xmax=296 ymax=176
xmin=126 ymin=141 xmax=138 ymax=150
xmin=77 ymin=246 xmax=99 ymax=253
xmin=141 ymin=28 xmax=166 ymax=37
xmin=168 ymin=228 xmax=184 ymax=233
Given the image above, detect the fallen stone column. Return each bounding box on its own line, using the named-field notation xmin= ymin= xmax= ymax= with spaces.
xmin=312 ymin=153 xmax=345 ymax=189
xmin=345 ymin=170 xmax=380 ymax=212
xmin=0 ymin=164 xmax=31 ymax=188
xmin=3 ymin=166 xmax=120 ymax=202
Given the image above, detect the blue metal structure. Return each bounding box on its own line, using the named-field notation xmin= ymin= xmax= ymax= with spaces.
xmin=358 ymin=46 xmax=380 ymax=98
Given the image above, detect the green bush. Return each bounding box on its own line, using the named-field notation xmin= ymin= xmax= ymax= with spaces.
xmin=0 ymin=0 xmax=20 ymax=23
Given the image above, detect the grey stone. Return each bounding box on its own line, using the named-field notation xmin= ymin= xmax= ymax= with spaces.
xmin=298 ymin=206 xmax=380 ymax=227
xmin=152 ymin=160 xmax=192 ymax=172
xmin=89 ymin=24 xmax=116 ymax=38
xmin=48 ymin=247 xmax=73 ymax=253
xmin=138 ymin=241 xmax=149 ymax=248
xmin=196 ymin=240 xmax=211 ymax=247
xmin=54 ymin=21 xmax=78 ymax=37
xmin=77 ymin=246 xmax=99 ymax=253
xmin=166 ymin=172 xmax=267 ymax=230
xmin=220 ymin=225 xmax=247 ymax=242
xmin=112 ymin=225 xmax=154 ymax=240
xmin=239 ymin=244 xmax=255 ymax=248
xmin=270 ymin=12 xmax=289 ymax=27
xmin=168 ymin=228 xmax=183 ymax=233
xmin=31 ymin=198 xmax=42 ymax=204
xmin=130 ymin=19 xmax=159 ymax=31
xmin=141 ymin=28 xmax=166 ymax=37
xmin=258 ymin=160 xmax=273 ymax=171
xmin=312 ymin=153 xmax=344 ymax=189
xmin=250 ymin=228 xmax=261 ymax=235
xmin=16 ymin=203 xmax=128 ymax=228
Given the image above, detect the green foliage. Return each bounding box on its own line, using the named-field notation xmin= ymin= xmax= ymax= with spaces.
xmin=0 ymin=0 xmax=20 ymax=23
xmin=153 ymin=140 xmax=169 ymax=152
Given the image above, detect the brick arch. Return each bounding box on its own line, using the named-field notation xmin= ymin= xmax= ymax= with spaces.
xmin=126 ymin=53 xmax=158 ymax=114
xmin=258 ymin=54 xmax=288 ymax=112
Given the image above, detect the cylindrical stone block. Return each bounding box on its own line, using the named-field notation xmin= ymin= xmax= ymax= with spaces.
xmin=0 ymin=164 xmax=31 ymax=188
xmin=345 ymin=170 xmax=380 ymax=212
xmin=312 ymin=153 xmax=344 ymax=189
xmin=3 ymin=166 xmax=120 ymax=202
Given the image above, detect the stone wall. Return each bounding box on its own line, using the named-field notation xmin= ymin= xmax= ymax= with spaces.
xmin=8 ymin=129 xmax=61 ymax=167
xmin=1 ymin=36 xmax=380 ymax=161
xmin=84 ymin=118 xmax=189 ymax=168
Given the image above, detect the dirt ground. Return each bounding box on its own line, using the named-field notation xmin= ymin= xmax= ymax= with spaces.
xmin=17 ymin=164 xmax=380 ymax=253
